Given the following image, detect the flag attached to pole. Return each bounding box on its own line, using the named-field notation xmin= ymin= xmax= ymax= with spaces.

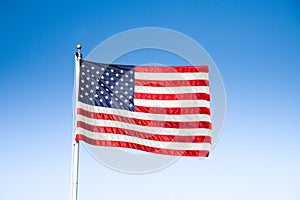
xmin=75 ymin=60 xmax=212 ymax=157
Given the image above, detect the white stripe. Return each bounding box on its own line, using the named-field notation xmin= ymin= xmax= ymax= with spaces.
xmin=135 ymin=86 xmax=210 ymax=94
xmin=78 ymin=102 xmax=210 ymax=122
xmin=76 ymin=115 xmax=211 ymax=136
xmin=77 ymin=128 xmax=211 ymax=151
xmin=134 ymin=99 xmax=210 ymax=108
xmin=135 ymin=72 xmax=208 ymax=80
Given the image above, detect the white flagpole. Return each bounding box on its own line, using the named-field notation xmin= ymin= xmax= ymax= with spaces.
xmin=71 ymin=44 xmax=82 ymax=200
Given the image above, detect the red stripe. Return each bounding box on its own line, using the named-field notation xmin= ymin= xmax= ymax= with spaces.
xmin=78 ymin=108 xmax=211 ymax=129
xmin=134 ymin=92 xmax=210 ymax=101
xmin=76 ymin=134 xmax=210 ymax=157
xmin=135 ymin=66 xmax=208 ymax=73
xmin=135 ymin=79 xmax=209 ymax=87
xmin=134 ymin=106 xmax=210 ymax=115
xmin=77 ymin=121 xmax=211 ymax=143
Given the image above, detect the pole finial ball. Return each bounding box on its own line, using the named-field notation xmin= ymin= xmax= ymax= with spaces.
xmin=76 ymin=44 xmax=82 ymax=49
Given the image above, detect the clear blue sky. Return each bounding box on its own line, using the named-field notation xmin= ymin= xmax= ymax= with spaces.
xmin=0 ymin=0 xmax=299 ymax=199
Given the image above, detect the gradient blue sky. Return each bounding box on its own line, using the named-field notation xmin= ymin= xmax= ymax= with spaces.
xmin=1 ymin=0 xmax=300 ymax=199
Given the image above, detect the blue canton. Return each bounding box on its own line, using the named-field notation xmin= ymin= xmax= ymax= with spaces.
xmin=78 ymin=60 xmax=135 ymax=111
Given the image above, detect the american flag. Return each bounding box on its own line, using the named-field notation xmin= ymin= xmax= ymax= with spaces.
xmin=75 ymin=60 xmax=211 ymax=157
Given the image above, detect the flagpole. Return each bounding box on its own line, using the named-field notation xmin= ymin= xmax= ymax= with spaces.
xmin=71 ymin=44 xmax=82 ymax=200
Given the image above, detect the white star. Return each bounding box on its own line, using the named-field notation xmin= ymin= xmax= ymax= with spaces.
xmin=110 ymin=69 xmax=114 ymax=72
xmin=106 ymin=72 xmax=109 ymax=76
xmin=120 ymin=78 xmax=124 ymax=82
xmin=130 ymin=79 xmax=133 ymax=82
xmin=115 ymin=98 xmax=118 ymax=101
xmin=125 ymin=83 xmax=128 ymax=86
xmin=110 ymin=93 xmax=114 ymax=96
xmin=105 ymin=88 xmax=109 ymax=91
xmin=109 ymin=100 xmax=113 ymax=104
xmin=96 ymin=71 xmax=99 ymax=74
xmin=89 ymin=97 xmax=93 ymax=101
xmin=85 ymin=92 xmax=88 ymax=96
xmin=101 ymin=67 xmax=105 ymax=71
xmin=115 ymin=90 xmax=119 ymax=94
xmin=101 ymin=76 xmax=104 ymax=79
xmin=86 ymin=85 xmax=89 ymax=88
xmin=120 ymin=94 xmax=123 ymax=98
xmin=110 ymin=77 xmax=114 ymax=81
xmin=80 ymin=95 xmax=83 ymax=98
xmin=120 ymin=102 xmax=123 ymax=106
xmin=110 ymin=85 xmax=114 ymax=89
xmin=120 ymin=87 xmax=124 ymax=90
xmin=81 ymin=80 xmax=85 ymax=83
xmin=90 ymin=89 xmax=93 ymax=93
xmin=120 ymin=70 xmax=124 ymax=73
xmin=81 ymin=64 xmax=85 ymax=67
xmin=96 ymin=86 xmax=99 ymax=89
xmin=116 ymin=82 xmax=119 ymax=86
xmin=116 ymin=73 xmax=119 ymax=77
xmin=95 ymin=94 xmax=98 ymax=98
xmin=125 ymin=99 xmax=128 ymax=103
xmin=82 ymin=72 xmax=85 ymax=75
xmin=87 ymin=77 xmax=90 ymax=80
xmin=125 ymin=74 xmax=128 ymax=78
xmin=87 ymin=69 xmax=90 ymax=73
xmin=105 ymin=96 xmax=108 ymax=99
xmin=100 ymin=91 xmax=104 ymax=94
xmin=129 ymin=87 xmax=133 ymax=91
xmin=91 ymin=66 xmax=95 ymax=70
xmin=124 ymin=91 xmax=128 ymax=94
xmin=80 ymin=87 xmax=84 ymax=90
xmin=129 ymin=104 xmax=133 ymax=107
xmin=129 ymin=96 xmax=132 ymax=99
xmin=130 ymin=71 xmax=133 ymax=74
xmin=105 ymin=81 xmax=109 ymax=84
xmin=91 ymin=82 xmax=95 ymax=85
xmin=100 ymin=99 xmax=103 ymax=102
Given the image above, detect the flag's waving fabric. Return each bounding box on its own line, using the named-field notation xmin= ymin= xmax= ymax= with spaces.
xmin=75 ymin=60 xmax=211 ymax=157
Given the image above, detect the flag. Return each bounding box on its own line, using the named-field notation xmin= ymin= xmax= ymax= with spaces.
xmin=75 ymin=60 xmax=211 ymax=157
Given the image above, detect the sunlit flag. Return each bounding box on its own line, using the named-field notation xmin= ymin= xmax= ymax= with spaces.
xmin=75 ymin=60 xmax=211 ymax=157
